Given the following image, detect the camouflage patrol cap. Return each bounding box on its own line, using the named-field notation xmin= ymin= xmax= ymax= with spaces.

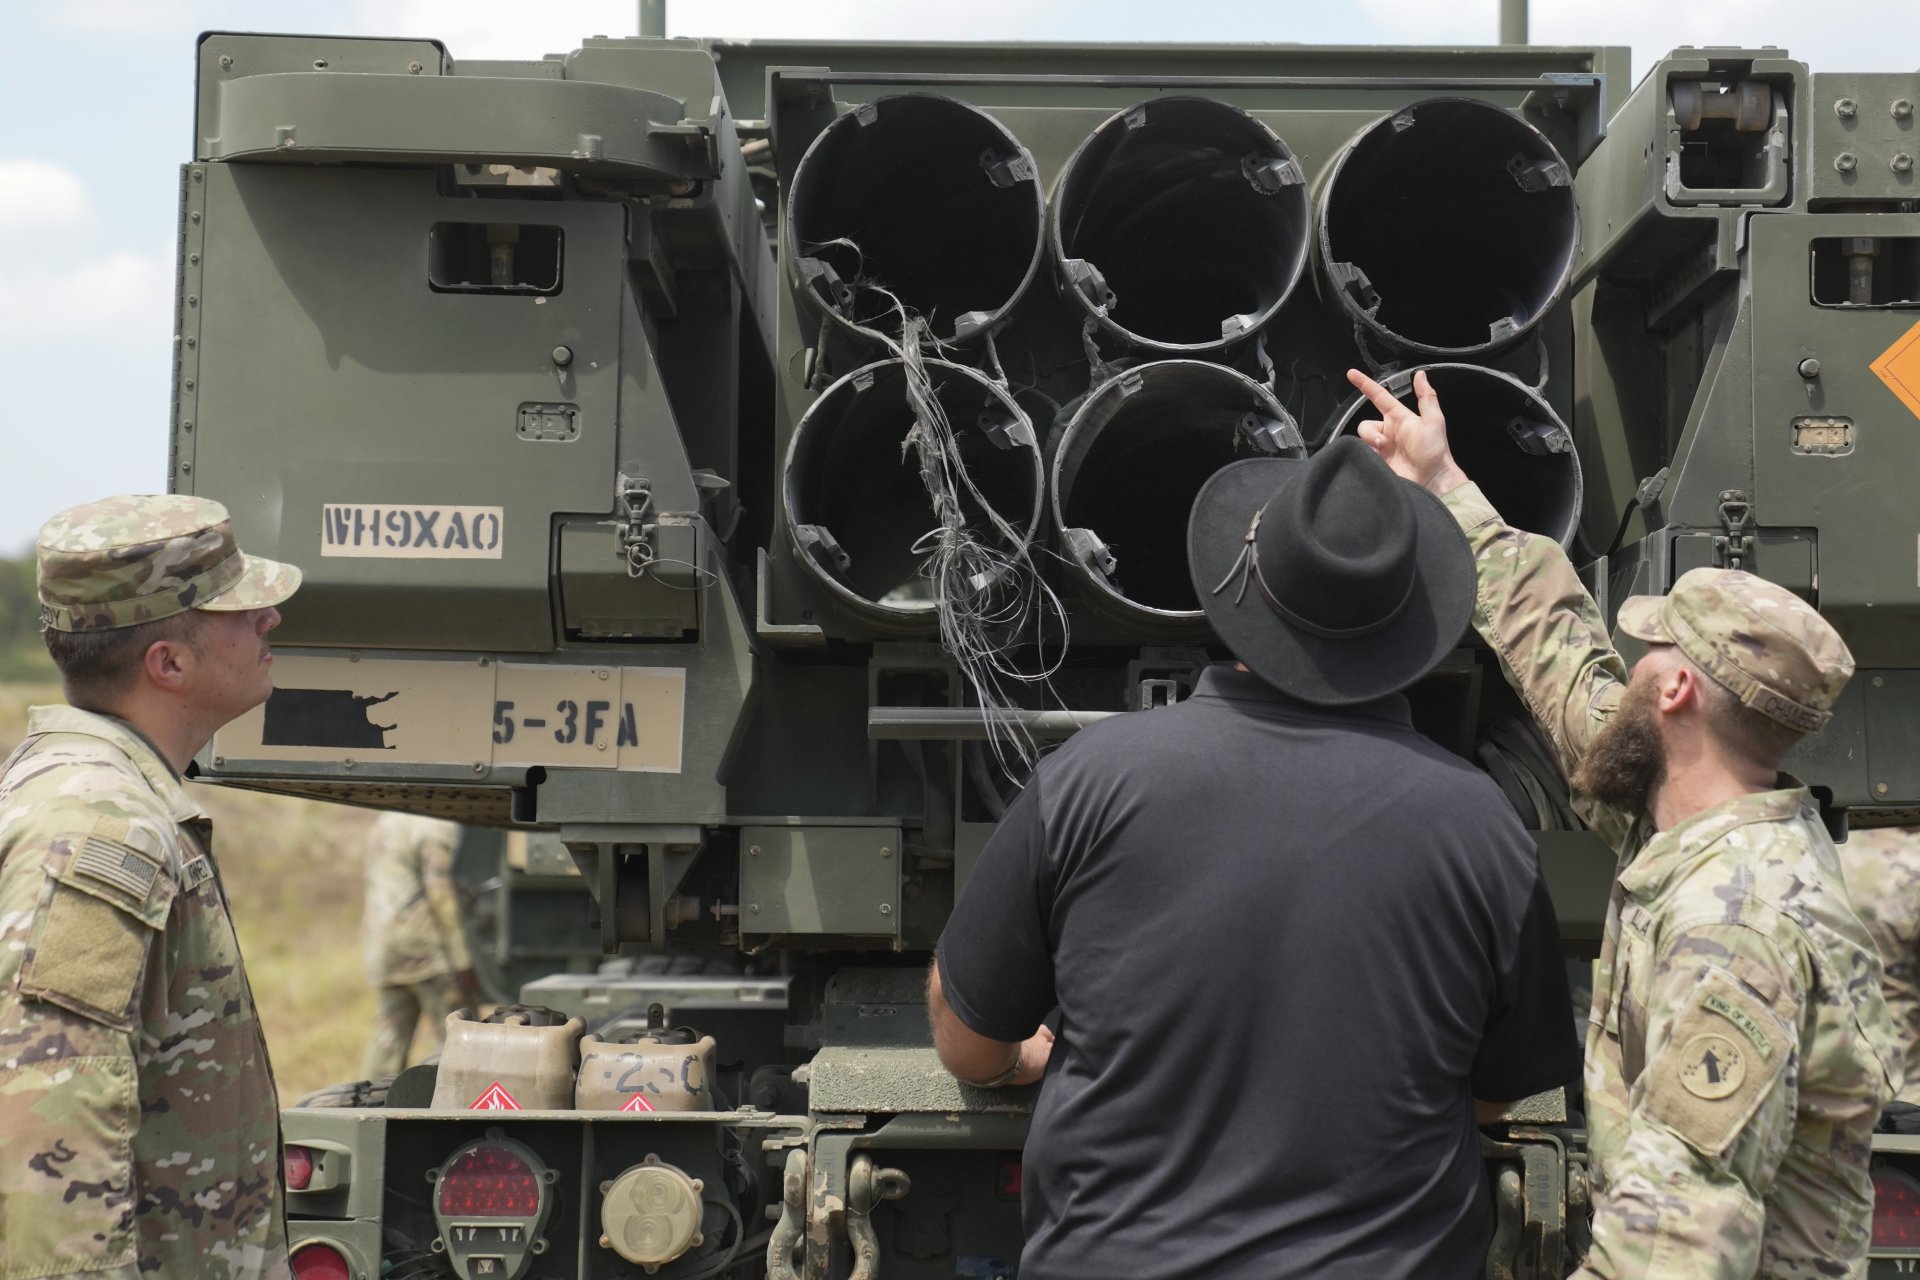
xmin=37 ymin=494 xmax=301 ymax=633
xmin=1616 ymin=567 xmax=1853 ymax=733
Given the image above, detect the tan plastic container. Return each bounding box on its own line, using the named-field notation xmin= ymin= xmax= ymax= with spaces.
xmin=576 ymin=1007 xmax=716 ymax=1112
xmin=430 ymin=1006 xmax=584 ymax=1111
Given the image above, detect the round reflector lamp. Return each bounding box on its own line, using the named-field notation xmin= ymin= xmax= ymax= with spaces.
xmin=290 ymin=1241 xmax=352 ymax=1280
xmin=428 ymin=1132 xmax=556 ymax=1280
xmin=600 ymin=1155 xmax=706 ymax=1268
xmin=284 ymin=1145 xmax=316 ymax=1192
xmin=1874 ymin=1165 xmax=1920 ymax=1251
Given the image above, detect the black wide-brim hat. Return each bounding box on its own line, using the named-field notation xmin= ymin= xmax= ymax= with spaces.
xmin=1187 ymin=439 xmax=1476 ymax=706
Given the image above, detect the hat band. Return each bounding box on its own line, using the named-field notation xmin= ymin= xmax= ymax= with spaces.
xmin=1665 ymin=604 xmax=1830 ymax=734
xmin=40 ymin=551 xmax=246 ymax=633
xmin=1211 ymin=509 xmax=1415 ymax=641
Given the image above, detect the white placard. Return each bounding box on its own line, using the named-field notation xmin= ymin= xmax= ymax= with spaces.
xmin=320 ymin=503 xmax=504 ymax=559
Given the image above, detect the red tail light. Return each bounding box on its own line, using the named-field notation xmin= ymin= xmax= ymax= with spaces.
xmin=290 ymin=1242 xmax=352 ymax=1280
xmin=1874 ymin=1167 xmax=1920 ymax=1249
xmin=283 ymin=1145 xmax=315 ymax=1192
xmin=996 ymin=1159 xmax=1023 ymax=1200
xmin=437 ymin=1143 xmax=543 ymax=1218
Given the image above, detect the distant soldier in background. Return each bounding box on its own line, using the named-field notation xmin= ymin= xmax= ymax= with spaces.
xmin=1839 ymin=827 xmax=1920 ymax=1109
xmin=361 ymin=811 xmax=476 ymax=1078
xmin=0 ymin=495 xmax=300 ymax=1278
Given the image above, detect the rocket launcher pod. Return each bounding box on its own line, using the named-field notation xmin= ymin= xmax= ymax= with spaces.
xmin=1316 ymin=98 xmax=1578 ymax=361
xmin=1053 ymin=359 xmax=1305 ymax=633
xmin=1051 ymin=96 xmax=1311 ymax=354
xmin=1330 ymin=363 xmax=1583 ymax=550
xmin=788 ymin=93 xmax=1045 ymax=345
xmin=784 ymin=358 xmax=1044 ymax=626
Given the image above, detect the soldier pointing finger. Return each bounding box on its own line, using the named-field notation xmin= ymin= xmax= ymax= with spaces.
xmin=1348 ymin=366 xmax=1897 ymax=1278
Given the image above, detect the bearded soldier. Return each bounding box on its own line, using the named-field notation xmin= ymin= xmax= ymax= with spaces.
xmin=1350 ymin=368 xmax=1895 ymax=1278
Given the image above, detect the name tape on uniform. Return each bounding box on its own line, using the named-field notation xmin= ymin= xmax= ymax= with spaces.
xmin=321 ymin=504 xmax=504 ymax=559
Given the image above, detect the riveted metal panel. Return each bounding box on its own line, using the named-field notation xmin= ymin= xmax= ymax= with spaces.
xmin=739 ymin=825 xmax=903 ymax=937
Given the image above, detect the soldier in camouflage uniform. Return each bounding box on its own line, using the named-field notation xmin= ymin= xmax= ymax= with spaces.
xmin=1837 ymin=828 xmax=1920 ymax=1105
xmin=361 ymin=810 xmax=475 ymax=1079
xmin=1350 ymin=369 xmax=1895 ymax=1278
xmin=0 ymin=495 xmax=301 ymax=1279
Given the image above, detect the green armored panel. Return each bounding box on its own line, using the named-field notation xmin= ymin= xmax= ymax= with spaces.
xmin=196 ymin=32 xmax=449 ymax=149
xmin=557 ymin=520 xmax=701 ymax=641
xmin=1747 ymin=210 xmax=1920 ymax=668
xmin=1808 ymin=72 xmax=1920 ymax=204
xmin=1865 ymin=673 xmax=1920 ymax=807
xmin=738 ymin=825 xmax=903 ymax=938
xmin=183 ymin=163 xmax=626 ymax=651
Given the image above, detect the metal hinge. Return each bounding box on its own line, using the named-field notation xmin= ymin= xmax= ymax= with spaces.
xmin=618 ymin=475 xmax=655 ymax=577
xmin=1714 ymin=489 xmax=1754 ymax=570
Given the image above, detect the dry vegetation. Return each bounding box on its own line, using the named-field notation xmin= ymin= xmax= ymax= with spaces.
xmin=3 ymin=681 xmax=381 ymax=1103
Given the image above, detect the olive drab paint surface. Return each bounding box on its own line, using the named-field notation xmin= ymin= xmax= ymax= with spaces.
xmin=170 ymin=28 xmax=1920 ymax=1278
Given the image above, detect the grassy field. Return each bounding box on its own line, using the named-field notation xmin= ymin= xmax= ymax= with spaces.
xmin=2 ymin=681 xmax=381 ymax=1103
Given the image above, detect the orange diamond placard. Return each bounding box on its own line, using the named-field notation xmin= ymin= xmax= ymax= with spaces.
xmin=1871 ymin=318 xmax=1920 ymax=424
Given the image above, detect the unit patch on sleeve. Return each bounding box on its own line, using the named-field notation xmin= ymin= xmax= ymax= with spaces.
xmin=1645 ymin=968 xmax=1794 ymax=1160
xmin=1677 ymin=1032 xmax=1746 ymax=1099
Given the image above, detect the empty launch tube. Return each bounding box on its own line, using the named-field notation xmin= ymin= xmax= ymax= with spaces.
xmin=1051 ymin=97 xmax=1311 ymax=354
xmin=1053 ymin=360 xmax=1305 ymax=632
xmin=784 ymin=359 xmax=1044 ymax=626
xmin=1317 ymin=99 xmax=1578 ymax=361
xmin=1331 ymin=364 xmax=1583 ymax=550
xmin=788 ymin=94 xmax=1045 ymax=345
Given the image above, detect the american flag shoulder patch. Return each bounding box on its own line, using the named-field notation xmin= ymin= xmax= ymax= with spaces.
xmin=72 ymin=836 xmax=163 ymax=900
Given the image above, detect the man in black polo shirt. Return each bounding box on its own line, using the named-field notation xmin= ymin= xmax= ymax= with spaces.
xmin=930 ymin=437 xmax=1580 ymax=1280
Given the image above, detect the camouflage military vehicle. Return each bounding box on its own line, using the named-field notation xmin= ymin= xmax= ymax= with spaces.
xmin=174 ymin=24 xmax=1920 ymax=1279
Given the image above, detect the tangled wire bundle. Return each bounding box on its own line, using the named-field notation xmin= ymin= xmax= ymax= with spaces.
xmin=818 ymin=235 xmax=1069 ymax=771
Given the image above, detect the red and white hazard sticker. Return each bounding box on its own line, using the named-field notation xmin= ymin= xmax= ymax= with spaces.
xmin=620 ymin=1093 xmax=656 ymax=1113
xmin=470 ymin=1081 xmax=523 ymax=1111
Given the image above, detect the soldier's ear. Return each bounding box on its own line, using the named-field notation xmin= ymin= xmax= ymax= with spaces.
xmin=140 ymin=633 xmax=195 ymax=693
xmin=1654 ymin=661 xmax=1701 ymax=717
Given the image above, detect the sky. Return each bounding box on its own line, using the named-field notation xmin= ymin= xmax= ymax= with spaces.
xmin=0 ymin=0 xmax=1914 ymax=555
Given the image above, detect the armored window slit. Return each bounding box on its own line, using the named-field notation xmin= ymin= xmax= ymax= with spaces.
xmin=428 ymin=222 xmax=564 ymax=295
xmin=1809 ymin=237 xmax=1920 ymax=308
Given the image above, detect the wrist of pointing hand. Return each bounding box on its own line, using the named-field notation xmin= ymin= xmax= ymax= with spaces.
xmin=1428 ymin=463 xmax=1470 ymax=499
